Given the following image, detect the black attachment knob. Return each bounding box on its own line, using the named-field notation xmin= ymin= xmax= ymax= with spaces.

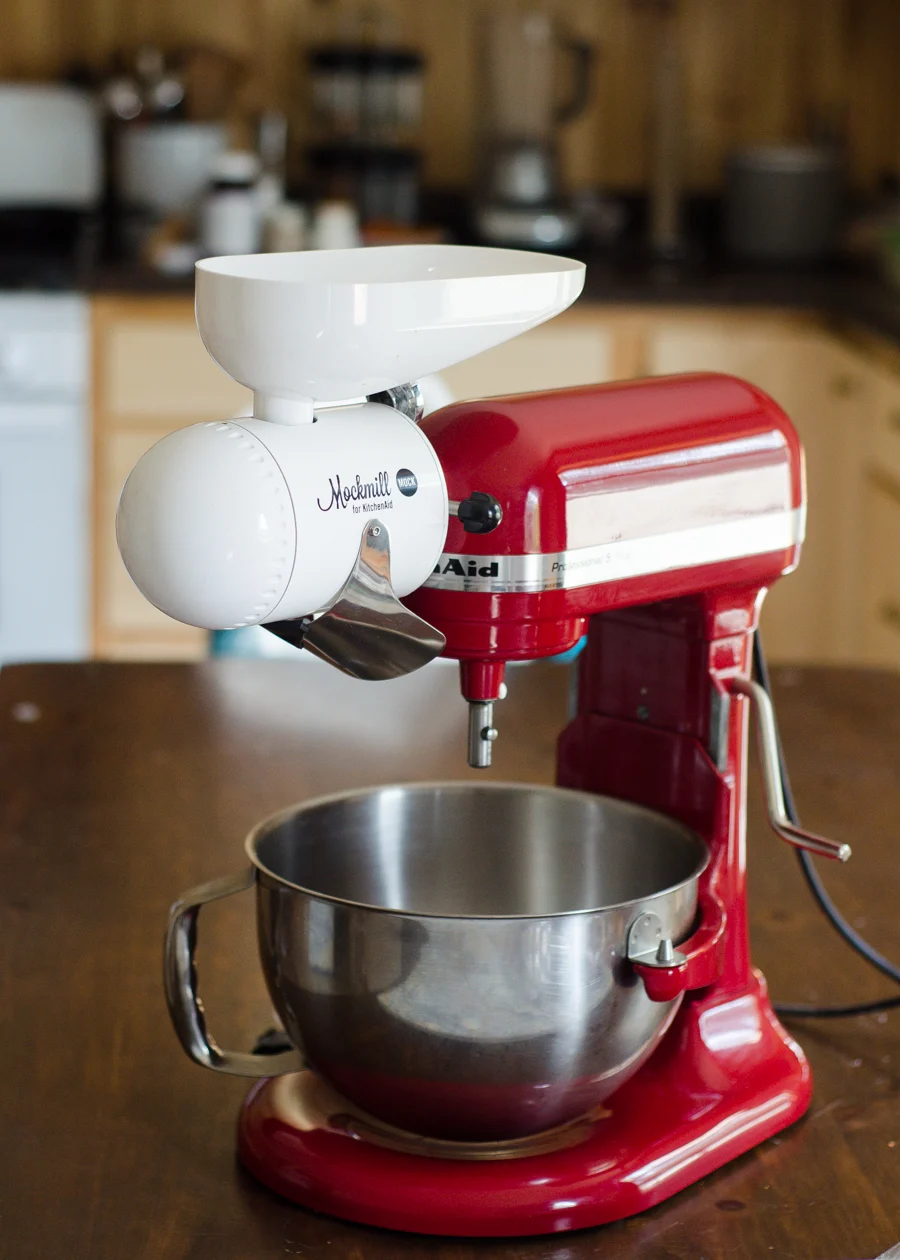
xmin=456 ymin=492 xmax=503 ymax=535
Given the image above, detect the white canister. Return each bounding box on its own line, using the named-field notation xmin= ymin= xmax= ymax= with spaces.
xmin=118 ymin=122 xmax=226 ymax=216
xmin=199 ymin=151 xmax=262 ymax=257
xmin=311 ymin=199 xmax=361 ymax=250
xmin=263 ymin=201 xmax=308 ymax=253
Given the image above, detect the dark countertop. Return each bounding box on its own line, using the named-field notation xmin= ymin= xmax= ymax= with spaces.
xmin=1 ymin=659 xmax=899 ymax=1259
xmin=12 ymin=194 xmax=900 ymax=346
xmin=578 ymin=255 xmax=900 ymax=355
xmin=86 ymin=252 xmax=900 ymax=348
xmin=578 ymin=253 xmax=899 ymax=323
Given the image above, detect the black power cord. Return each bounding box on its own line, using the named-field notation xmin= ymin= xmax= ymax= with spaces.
xmin=752 ymin=632 xmax=900 ymax=1018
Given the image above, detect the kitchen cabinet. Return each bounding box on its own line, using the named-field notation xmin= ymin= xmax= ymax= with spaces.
xmin=439 ymin=309 xmax=620 ymax=399
xmin=868 ymin=362 xmax=900 ymax=485
xmin=647 ymin=313 xmax=875 ymax=664
xmin=92 ymin=297 xmax=250 ymax=659
xmin=857 ymin=357 xmax=900 ymax=671
xmin=861 ymin=471 xmax=900 ymax=667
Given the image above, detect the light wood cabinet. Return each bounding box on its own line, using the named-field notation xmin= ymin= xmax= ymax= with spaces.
xmin=646 ymin=314 xmax=877 ymax=665
xmin=92 ymin=297 xmax=251 ymax=660
xmin=861 ymin=471 xmax=900 ymax=669
xmin=867 ymin=363 xmax=900 ymax=487
xmin=100 ymin=431 xmax=193 ymax=642
xmin=104 ymin=318 xmax=250 ymax=419
xmin=856 ymin=355 xmax=900 ymax=671
xmin=440 ymin=310 xmax=617 ymax=399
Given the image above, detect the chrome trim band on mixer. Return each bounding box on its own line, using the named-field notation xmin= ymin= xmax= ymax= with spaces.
xmin=425 ymin=506 xmax=805 ymax=595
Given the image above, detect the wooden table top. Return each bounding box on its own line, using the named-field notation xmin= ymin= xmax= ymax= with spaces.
xmin=1 ymin=659 xmax=899 ymax=1260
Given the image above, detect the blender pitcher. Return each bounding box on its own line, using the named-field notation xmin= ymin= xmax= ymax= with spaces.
xmin=477 ymin=4 xmax=592 ymax=223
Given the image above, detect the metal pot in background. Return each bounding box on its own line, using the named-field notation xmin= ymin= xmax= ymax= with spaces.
xmin=164 ymin=781 xmax=708 ymax=1143
xmin=725 ymin=145 xmax=842 ymax=263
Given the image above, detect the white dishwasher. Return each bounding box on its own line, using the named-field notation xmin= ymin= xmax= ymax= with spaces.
xmin=0 ymin=294 xmax=89 ymax=662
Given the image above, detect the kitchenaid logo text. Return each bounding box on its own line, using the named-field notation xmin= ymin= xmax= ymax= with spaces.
xmin=433 ymin=557 xmax=500 ymax=578
xmin=317 ymin=471 xmax=393 ymax=515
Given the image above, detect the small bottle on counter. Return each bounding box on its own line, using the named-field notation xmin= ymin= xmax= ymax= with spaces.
xmin=263 ymin=202 xmax=308 ymax=252
xmin=311 ymin=199 xmax=361 ymax=250
xmin=256 ymin=111 xmax=288 ymax=220
xmin=199 ymin=151 xmax=262 ymax=256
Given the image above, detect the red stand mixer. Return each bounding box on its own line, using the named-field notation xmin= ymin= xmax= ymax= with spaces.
xmin=116 ymin=247 xmax=850 ymax=1236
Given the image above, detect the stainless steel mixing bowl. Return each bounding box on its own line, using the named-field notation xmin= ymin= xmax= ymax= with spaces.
xmin=165 ymin=782 xmax=708 ymax=1141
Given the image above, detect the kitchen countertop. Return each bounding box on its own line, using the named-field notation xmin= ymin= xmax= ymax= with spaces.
xmin=1 ymin=659 xmax=898 ymax=1259
xmin=578 ymin=255 xmax=900 ymax=334
xmin=86 ymin=252 xmax=900 ymax=349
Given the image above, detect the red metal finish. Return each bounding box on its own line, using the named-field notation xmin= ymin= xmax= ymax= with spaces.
xmin=235 ymin=375 xmax=813 ymax=1233
xmin=558 ymin=596 xmax=754 ymax=998
xmin=411 ymin=558 xmax=788 ymax=677
xmin=459 ymin=658 xmax=507 ymax=703
xmin=635 ymin=890 xmax=727 ymax=1002
xmin=237 ymin=586 xmax=813 ymax=1234
xmin=238 ymin=974 xmax=810 ymax=1236
xmin=421 ymin=373 xmax=803 ymax=560
xmin=409 ymin=373 xmax=802 ymax=694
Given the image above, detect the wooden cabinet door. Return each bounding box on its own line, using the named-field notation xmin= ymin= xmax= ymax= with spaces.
xmin=95 ymin=428 xmax=207 ymax=659
xmin=649 ymin=316 xmax=807 ymax=398
xmin=859 ymin=359 xmax=900 ymax=670
xmin=648 ymin=317 xmax=870 ymax=664
xmin=92 ymin=298 xmax=249 ymax=660
xmin=861 ymin=471 xmax=900 ymax=670
xmin=100 ymin=305 xmax=251 ymax=422
xmin=867 ymin=362 xmax=900 ymax=486
xmin=439 ymin=313 xmax=615 ymax=400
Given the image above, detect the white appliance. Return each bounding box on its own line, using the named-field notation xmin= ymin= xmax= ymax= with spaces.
xmin=0 ymin=295 xmax=89 ymax=662
xmin=118 ymin=122 xmax=226 ymax=216
xmin=0 ymin=85 xmax=101 ymax=207
xmin=116 ymin=246 xmax=584 ymax=635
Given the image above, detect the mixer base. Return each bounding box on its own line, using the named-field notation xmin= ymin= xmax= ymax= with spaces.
xmin=238 ymin=973 xmax=811 ymax=1236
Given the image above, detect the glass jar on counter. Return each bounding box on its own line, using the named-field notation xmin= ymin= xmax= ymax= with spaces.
xmin=307 ymin=44 xmax=424 ymax=145
xmin=199 ymin=151 xmax=262 ymax=257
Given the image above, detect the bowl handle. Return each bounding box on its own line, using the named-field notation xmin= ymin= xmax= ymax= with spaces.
xmin=164 ymin=869 xmax=305 ymax=1077
xmin=628 ymin=892 xmax=727 ymax=1003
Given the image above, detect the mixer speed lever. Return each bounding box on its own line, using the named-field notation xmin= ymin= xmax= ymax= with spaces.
xmin=731 ymin=676 xmax=851 ymax=862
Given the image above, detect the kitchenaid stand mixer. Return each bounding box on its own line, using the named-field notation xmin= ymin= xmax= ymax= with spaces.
xmin=117 ymin=245 xmax=852 ymax=1236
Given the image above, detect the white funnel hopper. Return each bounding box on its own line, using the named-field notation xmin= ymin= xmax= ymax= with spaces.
xmin=195 ymin=245 xmax=585 ymax=417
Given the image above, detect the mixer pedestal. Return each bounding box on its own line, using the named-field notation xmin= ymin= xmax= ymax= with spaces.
xmin=238 ymin=972 xmax=810 ymax=1236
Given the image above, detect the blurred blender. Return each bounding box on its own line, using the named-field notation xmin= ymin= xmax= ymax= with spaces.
xmin=306 ymin=5 xmax=426 ymax=233
xmin=474 ymin=4 xmax=593 ymax=249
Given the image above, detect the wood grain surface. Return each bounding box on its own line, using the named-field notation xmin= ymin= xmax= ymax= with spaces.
xmin=3 ymin=0 xmax=900 ymax=193
xmin=0 ymin=659 xmax=898 ymax=1260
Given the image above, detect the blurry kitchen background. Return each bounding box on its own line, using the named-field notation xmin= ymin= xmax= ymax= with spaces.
xmin=3 ymin=0 xmax=900 ymax=667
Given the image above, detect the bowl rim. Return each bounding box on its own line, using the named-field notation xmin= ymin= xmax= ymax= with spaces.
xmin=244 ymin=780 xmax=709 ymax=921
xmin=195 ymin=243 xmax=586 ymax=287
